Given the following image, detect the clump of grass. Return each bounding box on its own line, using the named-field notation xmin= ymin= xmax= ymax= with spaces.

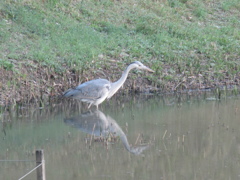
xmin=0 ymin=59 xmax=14 ymax=70
xmin=221 ymin=0 xmax=240 ymax=11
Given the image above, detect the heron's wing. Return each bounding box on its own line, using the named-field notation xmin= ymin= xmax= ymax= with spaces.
xmin=64 ymin=79 xmax=111 ymax=100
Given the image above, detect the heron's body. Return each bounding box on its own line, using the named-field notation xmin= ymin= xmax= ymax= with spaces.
xmin=64 ymin=79 xmax=110 ymax=108
xmin=63 ymin=61 xmax=154 ymax=109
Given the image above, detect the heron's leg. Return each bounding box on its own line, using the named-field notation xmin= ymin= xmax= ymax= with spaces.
xmin=88 ymin=103 xmax=92 ymax=109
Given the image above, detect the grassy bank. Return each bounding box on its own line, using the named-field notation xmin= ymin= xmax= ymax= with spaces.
xmin=0 ymin=0 xmax=239 ymax=105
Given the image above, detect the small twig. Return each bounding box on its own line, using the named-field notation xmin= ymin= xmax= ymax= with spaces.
xmin=125 ymin=122 xmax=128 ymax=133
xmin=168 ymin=133 xmax=171 ymax=138
xmin=162 ymin=130 xmax=167 ymax=140
xmin=163 ymin=142 xmax=167 ymax=151
xmin=182 ymin=135 xmax=185 ymax=144
xmin=89 ymin=123 xmax=96 ymax=147
xmin=173 ymin=81 xmax=183 ymax=91
xmin=134 ymin=133 xmax=141 ymax=145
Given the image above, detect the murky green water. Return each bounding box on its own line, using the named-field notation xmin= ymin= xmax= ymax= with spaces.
xmin=1 ymin=93 xmax=240 ymax=180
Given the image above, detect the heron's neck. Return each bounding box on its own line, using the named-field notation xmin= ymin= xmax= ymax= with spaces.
xmin=107 ymin=65 xmax=134 ymax=98
xmin=116 ymin=65 xmax=133 ymax=85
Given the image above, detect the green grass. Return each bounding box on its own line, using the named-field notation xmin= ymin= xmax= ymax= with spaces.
xmin=0 ymin=0 xmax=239 ymax=104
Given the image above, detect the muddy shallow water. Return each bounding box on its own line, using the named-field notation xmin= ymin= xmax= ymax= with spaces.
xmin=1 ymin=92 xmax=240 ymax=180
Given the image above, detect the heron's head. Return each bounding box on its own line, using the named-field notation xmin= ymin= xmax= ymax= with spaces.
xmin=131 ymin=61 xmax=154 ymax=72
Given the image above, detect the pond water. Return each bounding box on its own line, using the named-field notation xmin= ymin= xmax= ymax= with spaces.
xmin=1 ymin=92 xmax=240 ymax=180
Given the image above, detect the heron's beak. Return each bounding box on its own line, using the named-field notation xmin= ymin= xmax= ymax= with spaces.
xmin=143 ymin=66 xmax=155 ymax=73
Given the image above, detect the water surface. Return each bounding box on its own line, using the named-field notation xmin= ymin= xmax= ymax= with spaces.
xmin=1 ymin=93 xmax=240 ymax=180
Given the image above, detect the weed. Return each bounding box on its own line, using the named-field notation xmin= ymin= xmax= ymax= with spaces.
xmin=0 ymin=59 xmax=14 ymax=70
xmin=193 ymin=6 xmax=207 ymax=18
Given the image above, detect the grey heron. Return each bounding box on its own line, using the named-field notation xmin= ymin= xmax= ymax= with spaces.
xmin=63 ymin=61 xmax=154 ymax=109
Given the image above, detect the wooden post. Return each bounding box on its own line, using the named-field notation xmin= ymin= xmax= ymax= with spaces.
xmin=36 ymin=149 xmax=46 ymax=180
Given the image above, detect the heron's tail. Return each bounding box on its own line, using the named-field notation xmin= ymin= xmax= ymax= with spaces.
xmin=62 ymin=88 xmax=76 ymax=98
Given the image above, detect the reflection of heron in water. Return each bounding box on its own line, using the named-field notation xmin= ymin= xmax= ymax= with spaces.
xmin=64 ymin=110 xmax=149 ymax=155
